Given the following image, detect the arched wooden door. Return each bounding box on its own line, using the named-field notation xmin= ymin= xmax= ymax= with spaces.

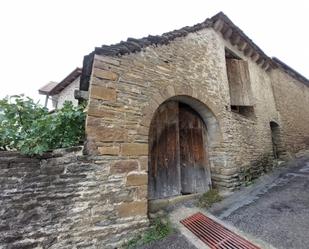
xmin=149 ymin=101 xmax=210 ymax=200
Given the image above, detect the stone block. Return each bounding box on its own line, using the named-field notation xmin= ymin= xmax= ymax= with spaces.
xmin=87 ymin=127 xmax=127 ymax=142
xmin=221 ymin=167 xmax=238 ymax=176
xmin=86 ymin=116 xmax=103 ymax=126
xmin=137 ymin=125 xmax=149 ymax=136
xmin=95 ymin=55 xmax=120 ymax=66
xmin=139 ymin=156 xmax=148 ymax=171
xmin=126 ymin=172 xmax=148 ymax=186
xmin=98 ymin=146 xmax=120 ymax=155
xmin=90 ymin=85 xmax=117 ymax=101
xmin=136 ymin=185 xmax=147 ymax=199
xmin=93 ymin=68 xmax=118 ymax=81
xmin=121 ymin=143 xmax=148 ymax=156
xmin=117 ymin=201 xmax=147 ymax=217
xmin=152 ymin=92 xmax=164 ymax=105
xmin=111 ymin=160 xmax=139 ymax=174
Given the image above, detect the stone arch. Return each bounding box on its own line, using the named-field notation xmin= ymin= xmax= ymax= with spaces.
xmin=166 ymin=95 xmax=221 ymax=148
xmin=145 ymin=90 xmax=222 ymax=200
xmin=140 ymin=85 xmax=222 ymax=147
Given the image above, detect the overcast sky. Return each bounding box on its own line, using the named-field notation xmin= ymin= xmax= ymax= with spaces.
xmin=0 ymin=0 xmax=308 ymax=104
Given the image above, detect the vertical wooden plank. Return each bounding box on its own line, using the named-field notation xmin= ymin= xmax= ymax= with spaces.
xmin=149 ymin=101 xmax=181 ymax=199
xmin=179 ymin=103 xmax=210 ymax=194
xmin=226 ymin=59 xmax=253 ymax=106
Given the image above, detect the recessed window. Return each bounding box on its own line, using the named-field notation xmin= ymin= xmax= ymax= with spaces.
xmin=225 ymin=48 xmax=254 ymax=117
xmin=231 ymin=105 xmax=254 ymax=118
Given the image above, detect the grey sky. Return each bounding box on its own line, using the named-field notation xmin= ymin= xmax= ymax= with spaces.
xmin=0 ymin=0 xmax=308 ymax=104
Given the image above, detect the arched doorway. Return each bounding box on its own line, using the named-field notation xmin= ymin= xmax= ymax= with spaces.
xmin=148 ymin=99 xmax=212 ymax=200
xmin=270 ymin=121 xmax=281 ymax=159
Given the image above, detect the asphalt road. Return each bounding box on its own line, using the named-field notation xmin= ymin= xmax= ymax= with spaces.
xmin=222 ymin=156 xmax=309 ymax=249
xmin=137 ymin=154 xmax=309 ymax=249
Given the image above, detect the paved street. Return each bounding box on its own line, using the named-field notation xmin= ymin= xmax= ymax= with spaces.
xmin=220 ymin=155 xmax=309 ymax=249
xmin=138 ymin=154 xmax=309 ymax=249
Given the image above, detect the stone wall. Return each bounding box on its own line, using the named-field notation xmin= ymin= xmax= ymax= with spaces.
xmin=0 ymin=149 xmax=148 ymax=249
xmin=85 ymin=28 xmax=279 ymax=193
xmin=81 ymin=25 xmax=307 ymax=247
xmin=271 ymin=69 xmax=309 ymax=154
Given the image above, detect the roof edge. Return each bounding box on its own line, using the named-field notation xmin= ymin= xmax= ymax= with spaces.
xmin=50 ymin=67 xmax=82 ymax=95
xmin=39 ymin=67 xmax=82 ymax=96
xmin=272 ymin=57 xmax=309 ymax=86
xmin=80 ymin=11 xmax=308 ymax=90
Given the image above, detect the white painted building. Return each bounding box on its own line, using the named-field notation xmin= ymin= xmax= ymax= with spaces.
xmin=39 ymin=68 xmax=82 ymax=109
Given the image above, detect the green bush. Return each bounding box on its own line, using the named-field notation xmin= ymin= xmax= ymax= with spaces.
xmin=124 ymin=218 xmax=173 ymax=249
xmin=0 ymin=95 xmax=86 ymax=155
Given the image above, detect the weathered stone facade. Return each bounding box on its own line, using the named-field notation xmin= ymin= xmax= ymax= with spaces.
xmin=270 ymin=67 xmax=309 ymax=154
xmin=85 ymin=28 xmax=280 ymax=190
xmin=80 ymin=11 xmax=309 ymax=246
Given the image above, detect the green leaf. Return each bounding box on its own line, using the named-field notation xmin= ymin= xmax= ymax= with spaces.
xmin=0 ymin=95 xmax=86 ymax=155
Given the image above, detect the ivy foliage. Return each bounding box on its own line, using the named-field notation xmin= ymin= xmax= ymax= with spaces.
xmin=0 ymin=95 xmax=86 ymax=155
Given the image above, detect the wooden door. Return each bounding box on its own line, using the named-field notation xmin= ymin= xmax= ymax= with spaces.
xmin=179 ymin=103 xmax=210 ymax=194
xmin=149 ymin=101 xmax=210 ymax=200
xmin=149 ymin=101 xmax=181 ymax=200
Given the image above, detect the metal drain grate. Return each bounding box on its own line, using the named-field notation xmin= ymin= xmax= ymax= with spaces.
xmin=180 ymin=212 xmax=260 ymax=249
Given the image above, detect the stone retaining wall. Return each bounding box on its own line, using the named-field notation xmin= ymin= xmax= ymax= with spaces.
xmin=0 ymin=148 xmax=148 ymax=249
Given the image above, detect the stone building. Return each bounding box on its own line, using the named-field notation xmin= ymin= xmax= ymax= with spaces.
xmin=5 ymin=11 xmax=306 ymax=248
xmin=70 ymin=11 xmax=309 ymax=246
xmin=39 ymin=67 xmax=82 ymax=109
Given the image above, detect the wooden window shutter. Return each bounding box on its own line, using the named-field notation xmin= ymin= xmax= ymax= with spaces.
xmin=226 ymin=59 xmax=254 ymax=106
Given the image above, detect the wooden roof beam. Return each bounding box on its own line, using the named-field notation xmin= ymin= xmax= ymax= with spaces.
xmin=256 ymin=57 xmax=264 ymax=65
xmin=262 ymin=61 xmax=269 ymax=70
xmin=251 ymin=52 xmax=260 ymax=62
xmin=244 ymin=47 xmax=254 ymax=57
xmin=230 ymin=33 xmax=241 ymax=46
xmin=213 ymin=19 xmax=224 ymax=32
xmin=223 ymin=28 xmax=233 ymax=39
xmin=238 ymin=41 xmax=247 ymax=51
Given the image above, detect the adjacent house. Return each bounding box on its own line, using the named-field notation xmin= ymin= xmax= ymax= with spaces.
xmin=38 ymin=67 xmax=82 ymax=109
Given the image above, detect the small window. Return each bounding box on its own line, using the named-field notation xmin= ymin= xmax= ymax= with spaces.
xmin=225 ymin=48 xmax=254 ymax=117
xmin=231 ymin=105 xmax=254 ymax=118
